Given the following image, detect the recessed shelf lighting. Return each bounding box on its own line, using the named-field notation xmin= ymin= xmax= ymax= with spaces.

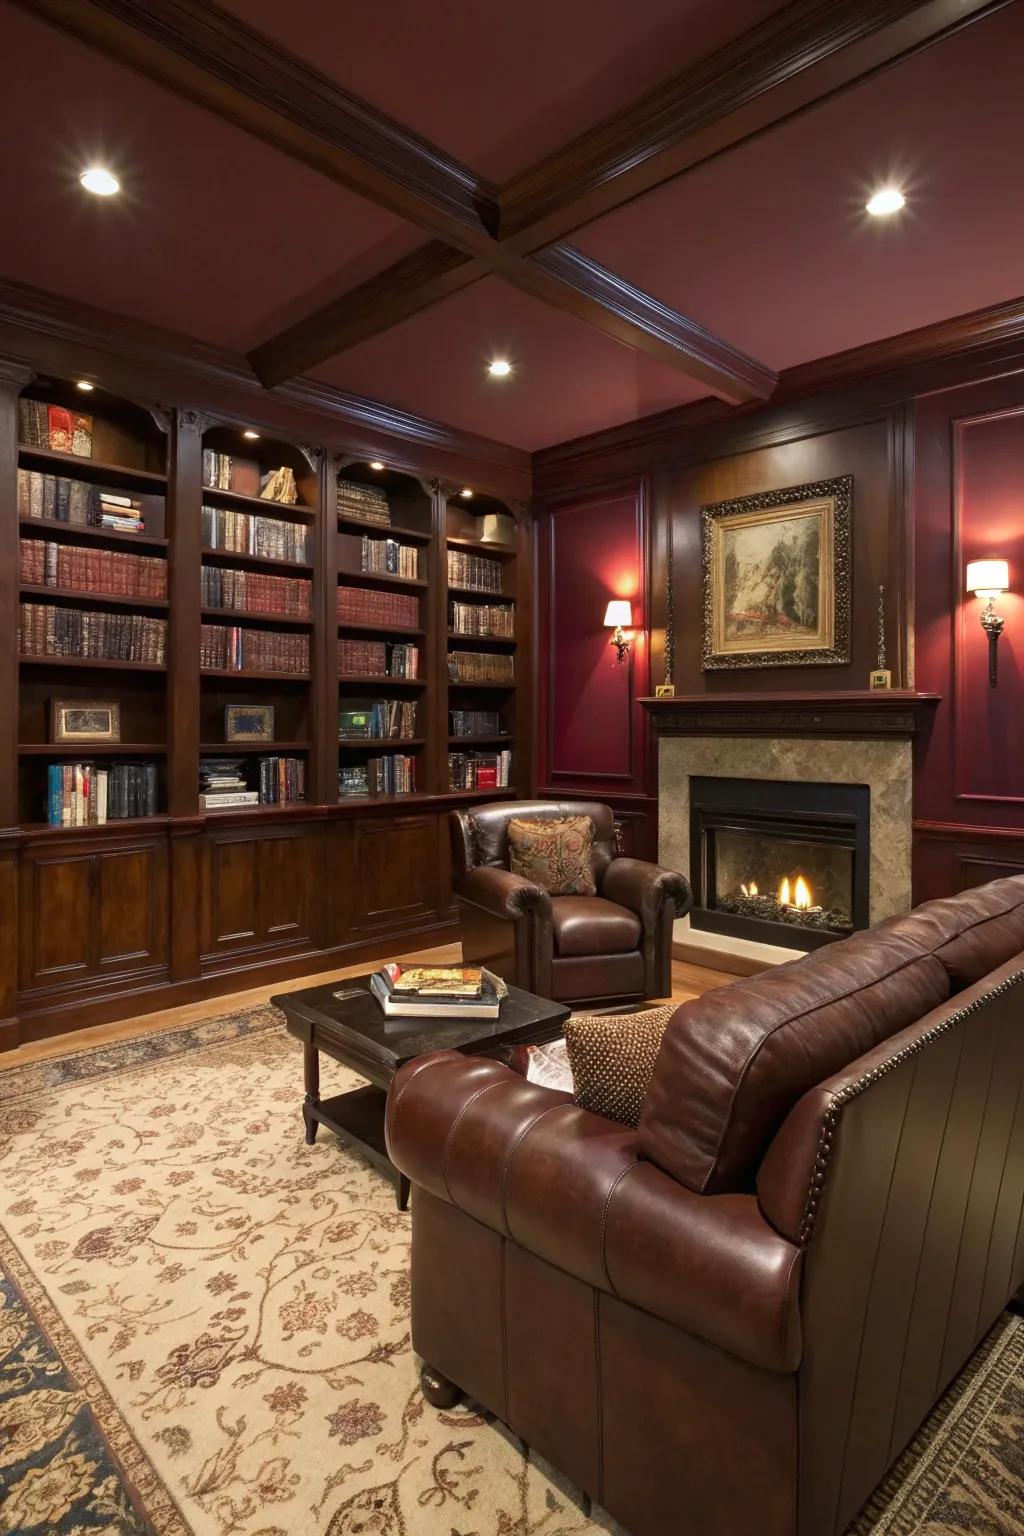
xmin=865 ymin=187 xmax=905 ymax=217
xmin=488 ymin=359 xmax=512 ymax=378
xmin=76 ymin=380 xmax=94 ymax=392
xmin=460 ymin=488 xmax=473 ymax=499
xmin=80 ymin=167 xmax=120 ymax=197
xmin=369 ymin=461 xmax=385 ymax=471
xmin=243 ymin=430 xmax=260 ymax=440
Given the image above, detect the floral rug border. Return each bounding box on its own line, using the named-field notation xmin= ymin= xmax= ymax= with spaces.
xmin=0 ymin=1007 xmax=285 ymax=1105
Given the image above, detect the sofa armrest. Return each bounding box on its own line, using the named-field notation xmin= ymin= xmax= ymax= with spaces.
xmin=387 ymin=1052 xmax=802 ymax=1374
xmin=601 ymin=856 xmax=692 ymax=922
xmin=457 ymin=865 xmax=552 ymax=922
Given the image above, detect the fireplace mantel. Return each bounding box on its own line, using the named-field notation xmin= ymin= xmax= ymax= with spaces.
xmin=639 ymin=691 xmax=941 ymax=739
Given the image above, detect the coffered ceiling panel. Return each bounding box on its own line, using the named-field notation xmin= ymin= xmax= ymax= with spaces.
xmin=314 ymin=276 xmax=708 ymax=451
xmin=0 ymin=2 xmax=418 ymax=351
xmin=215 ymin=0 xmax=782 ymax=182
xmin=573 ymin=2 xmax=1024 ymax=373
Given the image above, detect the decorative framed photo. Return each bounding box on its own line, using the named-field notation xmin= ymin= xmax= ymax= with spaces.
xmin=224 ymin=705 xmax=275 ymax=743
xmin=701 ymin=476 xmax=852 ymax=670
xmin=50 ymin=699 xmax=121 ymax=743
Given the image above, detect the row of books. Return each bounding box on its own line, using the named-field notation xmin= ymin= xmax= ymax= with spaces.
xmin=201 ymin=565 xmax=311 ymax=618
xmin=447 ymin=548 xmax=503 ymax=593
xmin=447 ymin=650 xmax=514 ymax=684
xmin=19 ymin=401 xmax=93 ymax=456
xmin=46 ymin=761 xmax=158 ymax=827
xmin=339 ymin=700 xmax=418 ymax=739
xmin=449 ymin=600 xmax=514 ymax=638
xmin=338 ymin=639 xmax=419 ymax=678
xmin=337 ymin=480 xmax=390 ymax=526
xmin=448 ymin=749 xmax=513 ymax=791
xmin=200 ymin=624 xmax=310 ymax=675
xmin=337 ymin=584 xmax=419 ymax=627
xmin=201 ymin=505 xmax=311 ymax=564
xmin=360 ymin=536 xmax=419 ymax=580
xmin=449 ymin=709 xmax=504 ymax=737
xmin=199 ymin=755 xmax=305 ymax=809
xmin=20 ymin=604 xmax=166 ymax=664
xmin=338 ymin=755 xmax=416 ymax=797
xmin=201 ymin=452 xmax=299 ymax=505
xmin=18 ymin=469 xmax=152 ymax=533
xmin=19 ymin=538 xmax=167 ymax=598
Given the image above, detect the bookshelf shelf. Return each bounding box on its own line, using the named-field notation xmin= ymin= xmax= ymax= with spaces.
xmin=446 ymin=535 xmax=516 ymax=559
xmin=447 ymin=630 xmax=515 ymax=646
xmin=448 ymin=734 xmax=513 ymax=744
xmin=19 ymin=742 xmax=168 ymax=756
xmin=18 ymin=444 xmax=168 ymax=487
xmin=448 ymin=583 xmax=515 ymax=601
xmin=447 ymin=679 xmax=517 ymax=690
xmin=20 ymin=517 xmax=168 ymax=551
xmin=339 ymin=569 xmax=428 ymax=591
xmin=202 ymin=484 xmax=316 ymax=519
xmin=339 ymin=737 xmax=426 ymax=749
xmin=200 ymin=546 xmax=313 ymax=574
xmin=338 ymin=620 xmax=425 ymax=637
xmin=20 ymin=814 xmax=170 ymax=838
xmin=338 ymin=673 xmax=425 ymax=687
xmin=338 ymin=514 xmax=432 ymax=543
xmin=19 ymin=655 xmax=167 ymax=673
xmin=20 ymin=584 xmax=170 ymax=612
xmin=199 ymin=740 xmax=312 ymax=753
xmin=201 ymin=668 xmax=311 ymax=682
xmin=200 ymin=607 xmax=312 ymax=630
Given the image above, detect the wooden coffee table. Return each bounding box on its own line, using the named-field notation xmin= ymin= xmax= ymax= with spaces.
xmin=273 ymin=973 xmax=569 ymax=1209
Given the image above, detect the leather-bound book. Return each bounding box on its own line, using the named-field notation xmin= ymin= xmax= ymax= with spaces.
xmin=72 ymin=413 xmax=93 ymax=456
xmin=48 ymin=406 xmax=73 ymax=453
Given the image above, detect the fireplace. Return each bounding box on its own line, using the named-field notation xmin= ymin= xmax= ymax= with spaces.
xmin=690 ymin=777 xmax=870 ymax=952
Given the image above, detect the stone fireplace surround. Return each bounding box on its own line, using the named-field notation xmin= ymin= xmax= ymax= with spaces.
xmin=642 ymin=692 xmax=940 ymax=970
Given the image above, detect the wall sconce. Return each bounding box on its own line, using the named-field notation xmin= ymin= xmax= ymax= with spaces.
xmin=966 ymin=559 xmax=1009 ymax=688
xmin=603 ymin=600 xmax=633 ymax=665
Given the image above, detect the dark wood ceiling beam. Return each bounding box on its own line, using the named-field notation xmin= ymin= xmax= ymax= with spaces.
xmin=498 ymin=0 xmax=1013 ymax=251
xmin=12 ymin=0 xmax=500 ymax=251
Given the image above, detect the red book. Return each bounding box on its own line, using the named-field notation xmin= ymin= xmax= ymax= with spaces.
xmin=47 ymin=405 xmax=73 ymax=453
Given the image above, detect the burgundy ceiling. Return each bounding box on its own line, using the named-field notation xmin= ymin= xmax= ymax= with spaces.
xmin=0 ymin=1 xmax=1021 ymax=454
xmin=575 ymin=1 xmax=1024 ymax=373
xmin=215 ymin=0 xmax=781 ymax=183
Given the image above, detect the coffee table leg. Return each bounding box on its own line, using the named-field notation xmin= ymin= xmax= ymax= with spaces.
xmin=396 ymin=1172 xmax=410 ymax=1212
xmin=303 ymin=1042 xmax=320 ymax=1145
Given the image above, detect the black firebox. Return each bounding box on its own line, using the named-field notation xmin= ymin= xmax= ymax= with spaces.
xmin=689 ymin=776 xmax=870 ymax=952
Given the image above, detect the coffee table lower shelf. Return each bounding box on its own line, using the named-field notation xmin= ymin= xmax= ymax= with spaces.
xmin=303 ymin=1083 xmax=409 ymax=1210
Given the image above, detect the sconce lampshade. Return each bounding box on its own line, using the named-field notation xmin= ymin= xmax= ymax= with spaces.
xmin=966 ymin=559 xmax=1009 ymax=597
xmin=603 ymin=600 xmax=633 ymax=628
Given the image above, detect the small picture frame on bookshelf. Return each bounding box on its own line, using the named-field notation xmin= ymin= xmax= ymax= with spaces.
xmin=50 ymin=699 xmax=121 ymax=743
xmin=225 ymin=705 xmax=275 ymax=743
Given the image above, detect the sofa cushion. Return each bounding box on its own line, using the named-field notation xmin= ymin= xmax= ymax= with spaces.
xmin=639 ymin=929 xmax=951 ymax=1194
xmin=879 ymin=874 xmax=1024 ymax=990
xmin=565 ymin=1005 xmax=676 ymax=1127
xmin=508 ymin=815 xmax=597 ymax=897
xmin=551 ymin=896 xmax=642 ymax=957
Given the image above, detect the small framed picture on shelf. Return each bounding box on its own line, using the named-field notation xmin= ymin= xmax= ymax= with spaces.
xmin=225 ymin=705 xmax=275 ymax=743
xmin=50 ymin=699 xmax=121 ymax=744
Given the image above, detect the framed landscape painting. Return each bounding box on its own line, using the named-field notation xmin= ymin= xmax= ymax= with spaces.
xmin=701 ymin=475 xmax=852 ymax=670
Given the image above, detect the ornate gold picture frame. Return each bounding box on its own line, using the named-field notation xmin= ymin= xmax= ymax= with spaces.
xmin=701 ymin=476 xmax=852 ymax=670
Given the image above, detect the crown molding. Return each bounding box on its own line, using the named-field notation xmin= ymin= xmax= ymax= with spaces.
xmin=0 ymin=279 xmax=531 ymax=489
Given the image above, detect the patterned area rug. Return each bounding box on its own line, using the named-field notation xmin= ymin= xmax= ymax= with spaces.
xmin=0 ymin=1008 xmax=1021 ymax=1536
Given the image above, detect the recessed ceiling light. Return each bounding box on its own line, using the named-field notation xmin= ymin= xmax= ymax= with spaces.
xmin=369 ymin=461 xmax=385 ymax=471
xmin=865 ymin=187 xmax=905 ymax=217
xmin=460 ymin=488 xmax=473 ymax=499
xmin=80 ymin=167 xmax=120 ymax=197
xmin=76 ymin=380 xmax=94 ymax=392
xmin=488 ymin=359 xmax=512 ymax=378
xmin=243 ymin=430 xmax=260 ymax=440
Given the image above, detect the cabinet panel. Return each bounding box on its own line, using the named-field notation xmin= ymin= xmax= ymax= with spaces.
xmin=259 ymin=832 xmax=315 ymax=942
xmin=20 ymin=850 xmax=93 ymax=986
xmin=96 ymin=842 xmax=168 ymax=969
xmin=351 ymin=814 xmax=437 ymax=930
xmin=202 ymin=827 xmax=316 ymax=958
xmin=205 ymin=836 xmax=259 ymax=950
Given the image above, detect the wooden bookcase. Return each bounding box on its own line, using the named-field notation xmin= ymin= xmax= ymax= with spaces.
xmin=0 ymin=372 xmax=533 ymax=1048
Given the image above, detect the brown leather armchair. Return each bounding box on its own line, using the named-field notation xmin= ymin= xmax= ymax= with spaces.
xmin=449 ymin=798 xmax=691 ymax=1005
xmin=388 ymin=875 xmax=1024 ymax=1536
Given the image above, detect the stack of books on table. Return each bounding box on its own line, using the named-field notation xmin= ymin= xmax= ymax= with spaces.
xmin=369 ymin=963 xmax=508 ymax=1019
xmin=199 ymin=758 xmax=258 ymax=810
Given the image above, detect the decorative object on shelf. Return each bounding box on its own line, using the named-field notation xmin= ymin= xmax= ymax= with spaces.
xmin=966 ymin=559 xmax=1009 ymax=688
xmin=869 ymin=584 xmax=892 ymax=689
xmin=701 ymin=475 xmax=852 ymax=670
xmin=225 ymin=705 xmax=275 ymax=742
xmin=259 ymin=465 xmax=298 ymax=504
xmin=603 ymin=599 xmax=633 ymax=665
xmin=50 ymin=699 xmax=121 ymax=743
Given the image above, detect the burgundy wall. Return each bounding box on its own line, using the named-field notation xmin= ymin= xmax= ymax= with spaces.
xmin=914 ymin=373 xmax=1024 ymax=896
xmin=536 ymin=482 xmax=656 ymax=857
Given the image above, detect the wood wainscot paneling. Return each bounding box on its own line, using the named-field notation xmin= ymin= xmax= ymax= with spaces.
xmin=347 ymin=811 xmax=440 ymax=935
xmin=200 ymin=819 xmax=318 ymax=971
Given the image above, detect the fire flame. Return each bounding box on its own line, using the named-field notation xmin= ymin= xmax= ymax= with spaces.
xmin=778 ymin=875 xmax=813 ymax=909
xmin=740 ymin=880 xmax=759 ymax=898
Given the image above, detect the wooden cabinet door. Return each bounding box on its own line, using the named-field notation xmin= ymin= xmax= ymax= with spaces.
xmin=201 ymin=825 xmax=316 ymax=963
xmin=349 ymin=814 xmax=438 ymax=933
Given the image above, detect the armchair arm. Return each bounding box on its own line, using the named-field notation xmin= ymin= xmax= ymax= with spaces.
xmin=458 ymin=864 xmax=552 ymax=922
xmin=387 ymin=1053 xmax=802 ymax=1375
xmin=601 ymin=856 xmax=692 ymax=920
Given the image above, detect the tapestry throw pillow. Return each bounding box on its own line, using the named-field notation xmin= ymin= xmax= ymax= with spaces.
xmin=507 ymin=815 xmax=597 ymax=896
xmin=565 ymin=1005 xmax=676 ymax=1128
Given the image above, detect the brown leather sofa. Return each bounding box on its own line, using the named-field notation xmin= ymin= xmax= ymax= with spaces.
xmin=449 ymin=798 xmax=691 ymax=1005
xmin=387 ymin=875 xmax=1024 ymax=1536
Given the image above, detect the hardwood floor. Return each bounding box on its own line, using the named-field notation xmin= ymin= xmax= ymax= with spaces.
xmin=0 ymin=947 xmax=736 ymax=1069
